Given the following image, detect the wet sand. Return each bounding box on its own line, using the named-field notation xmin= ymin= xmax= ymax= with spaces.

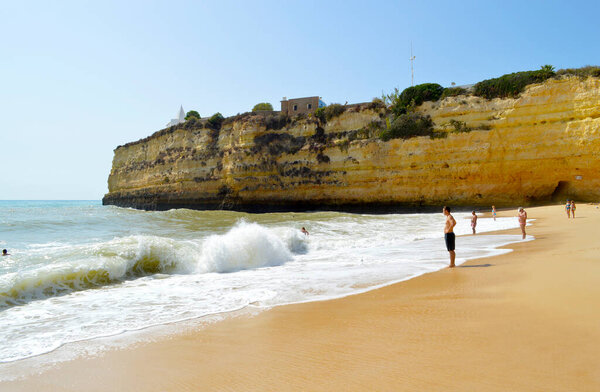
xmin=3 ymin=205 xmax=599 ymax=391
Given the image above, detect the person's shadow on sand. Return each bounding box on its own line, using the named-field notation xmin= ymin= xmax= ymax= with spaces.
xmin=459 ymin=263 xmax=493 ymax=268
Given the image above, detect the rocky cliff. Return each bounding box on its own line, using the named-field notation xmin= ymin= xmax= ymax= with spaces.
xmin=103 ymin=76 xmax=600 ymax=211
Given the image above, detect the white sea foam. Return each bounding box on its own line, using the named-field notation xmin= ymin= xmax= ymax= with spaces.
xmin=198 ymin=221 xmax=297 ymax=273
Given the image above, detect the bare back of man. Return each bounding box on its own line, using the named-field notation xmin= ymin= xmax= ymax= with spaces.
xmin=443 ymin=206 xmax=457 ymax=267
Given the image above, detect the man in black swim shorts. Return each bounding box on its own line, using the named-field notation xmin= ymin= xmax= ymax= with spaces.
xmin=443 ymin=206 xmax=457 ymax=268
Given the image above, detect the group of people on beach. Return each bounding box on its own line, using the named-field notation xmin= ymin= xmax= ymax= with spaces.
xmin=443 ymin=205 xmax=528 ymax=268
xmin=565 ymin=200 xmax=576 ymax=218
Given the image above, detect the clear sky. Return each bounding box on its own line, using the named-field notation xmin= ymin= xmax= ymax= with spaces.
xmin=1 ymin=0 xmax=599 ymax=200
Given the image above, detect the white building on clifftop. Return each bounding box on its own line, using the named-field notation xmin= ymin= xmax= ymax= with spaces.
xmin=166 ymin=105 xmax=185 ymax=127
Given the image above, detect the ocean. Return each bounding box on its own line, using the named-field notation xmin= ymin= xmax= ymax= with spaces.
xmin=0 ymin=200 xmax=528 ymax=365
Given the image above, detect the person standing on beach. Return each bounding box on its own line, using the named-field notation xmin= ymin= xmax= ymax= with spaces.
xmin=518 ymin=207 xmax=527 ymax=239
xmin=565 ymin=200 xmax=571 ymax=218
xmin=443 ymin=206 xmax=457 ymax=268
xmin=492 ymin=205 xmax=497 ymax=221
xmin=571 ymin=200 xmax=576 ymax=218
xmin=471 ymin=211 xmax=478 ymax=234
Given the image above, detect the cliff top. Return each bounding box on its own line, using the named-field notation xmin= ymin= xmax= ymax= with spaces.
xmin=117 ymin=65 xmax=600 ymax=151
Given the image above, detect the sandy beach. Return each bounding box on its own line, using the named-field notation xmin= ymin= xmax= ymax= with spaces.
xmin=3 ymin=204 xmax=599 ymax=392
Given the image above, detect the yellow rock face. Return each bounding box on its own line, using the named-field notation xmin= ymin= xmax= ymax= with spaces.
xmin=103 ymin=77 xmax=600 ymax=211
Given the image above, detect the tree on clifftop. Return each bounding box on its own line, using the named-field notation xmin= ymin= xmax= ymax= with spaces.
xmin=252 ymin=102 xmax=273 ymax=112
xmin=207 ymin=112 xmax=225 ymax=130
xmin=185 ymin=110 xmax=201 ymax=121
xmin=540 ymin=64 xmax=555 ymax=74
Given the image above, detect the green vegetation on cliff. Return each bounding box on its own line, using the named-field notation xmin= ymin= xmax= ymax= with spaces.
xmin=392 ymin=83 xmax=444 ymax=116
xmin=252 ymin=102 xmax=273 ymax=112
xmin=379 ymin=113 xmax=435 ymax=141
xmin=264 ymin=114 xmax=290 ymax=130
xmin=315 ymin=104 xmax=346 ymax=122
xmin=252 ymin=132 xmax=305 ymax=155
xmin=473 ymin=65 xmax=556 ymax=99
xmin=440 ymin=87 xmax=468 ymax=99
xmin=556 ymin=65 xmax=600 ymax=79
xmin=119 ymin=65 xmax=600 ymax=151
xmin=207 ymin=113 xmax=225 ymax=130
xmin=185 ymin=110 xmax=200 ymax=121
xmin=381 ymin=65 xmax=599 ymax=110
xmin=367 ymin=97 xmax=386 ymax=110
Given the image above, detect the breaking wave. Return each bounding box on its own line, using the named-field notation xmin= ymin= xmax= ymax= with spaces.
xmin=0 ymin=222 xmax=308 ymax=307
xmin=198 ymin=222 xmax=300 ymax=273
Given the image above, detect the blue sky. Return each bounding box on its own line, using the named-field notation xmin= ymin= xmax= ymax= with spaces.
xmin=1 ymin=0 xmax=599 ymax=199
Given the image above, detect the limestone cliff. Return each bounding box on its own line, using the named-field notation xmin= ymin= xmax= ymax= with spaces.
xmin=103 ymin=76 xmax=600 ymax=211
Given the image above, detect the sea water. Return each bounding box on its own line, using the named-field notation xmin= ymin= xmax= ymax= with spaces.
xmin=0 ymin=200 xmax=528 ymax=364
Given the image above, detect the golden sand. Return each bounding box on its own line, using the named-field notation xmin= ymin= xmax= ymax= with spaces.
xmin=3 ymin=205 xmax=599 ymax=391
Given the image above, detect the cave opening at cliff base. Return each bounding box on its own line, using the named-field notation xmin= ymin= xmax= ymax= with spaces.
xmin=551 ymin=181 xmax=571 ymax=202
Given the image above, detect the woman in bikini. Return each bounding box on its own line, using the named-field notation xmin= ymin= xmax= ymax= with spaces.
xmin=571 ymin=200 xmax=576 ymax=218
xmin=565 ymin=200 xmax=571 ymax=218
xmin=492 ymin=205 xmax=497 ymax=221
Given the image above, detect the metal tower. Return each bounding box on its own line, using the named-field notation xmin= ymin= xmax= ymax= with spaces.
xmin=410 ymin=43 xmax=416 ymax=86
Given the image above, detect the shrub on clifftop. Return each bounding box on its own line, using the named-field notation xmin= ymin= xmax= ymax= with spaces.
xmin=555 ymin=65 xmax=600 ymax=79
xmin=207 ymin=112 xmax=225 ymax=130
xmin=473 ymin=65 xmax=556 ymax=99
xmin=252 ymin=102 xmax=274 ymax=112
xmin=391 ymin=83 xmax=444 ymax=116
xmin=441 ymin=87 xmax=469 ymax=99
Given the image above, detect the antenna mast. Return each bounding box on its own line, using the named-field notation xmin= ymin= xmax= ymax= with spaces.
xmin=410 ymin=42 xmax=416 ymax=86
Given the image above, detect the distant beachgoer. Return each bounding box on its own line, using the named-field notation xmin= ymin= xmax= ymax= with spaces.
xmin=2 ymin=249 xmax=9 ymax=256
xmin=565 ymin=200 xmax=571 ymax=218
xmin=518 ymin=207 xmax=527 ymax=239
xmin=301 ymin=227 xmax=309 ymax=236
xmin=443 ymin=206 xmax=457 ymax=267
xmin=471 ymin=211 xmax=478 ymax=234
xmin=492 ymin=205 xmax=497 ymax=221
xmin=571 ymin=200 xmax=576 ymax=218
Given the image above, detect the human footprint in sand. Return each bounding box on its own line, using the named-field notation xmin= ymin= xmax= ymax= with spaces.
xmin=471 ymin=211 xmax=478 ymax=234
xmin=443 ymin=206 xmax=457 ymax=267
xmin=518 ymin=207 xmax=527 ymax=239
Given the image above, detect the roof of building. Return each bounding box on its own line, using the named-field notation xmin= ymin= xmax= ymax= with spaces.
xmin=280 ymin=96 xmax=320 ymax=102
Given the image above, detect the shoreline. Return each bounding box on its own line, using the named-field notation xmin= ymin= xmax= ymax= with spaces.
xmin=0 ymin=213 xmax=524 ymax=369
xmin=2 ymin=205 xmax=599 ymax=391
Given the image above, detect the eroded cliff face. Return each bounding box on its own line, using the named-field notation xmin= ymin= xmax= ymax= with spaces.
xmin=103 ymin=76 xmax=600 ymax=211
